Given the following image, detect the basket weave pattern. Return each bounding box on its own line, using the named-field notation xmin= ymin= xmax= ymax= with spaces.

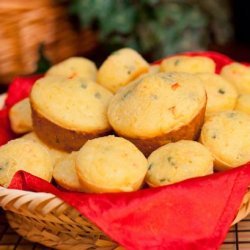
xmin=0 ymin=187 xmax=122 ymax=249
xmin=0 ymin=0 xmax=96 ymax=84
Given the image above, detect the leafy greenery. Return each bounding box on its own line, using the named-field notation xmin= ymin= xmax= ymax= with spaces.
xmin=70 ymin=0 xmax=232 ymax=60
xmin=34 ymin=44 xmax=51 ymax=74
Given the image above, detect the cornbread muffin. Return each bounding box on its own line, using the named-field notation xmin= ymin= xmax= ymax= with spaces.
xmin=220 ymin=62 xmax=250 ymax=94
xmin=160 ymin=55 xmax=216 ymax=74
xmin=22 ymin=132 xmax=68 ymax=164
xmin=146 ymin=140 xmax=213 ymax=187
xmin=9 ymin=98 xmax=32 ymax=134
xmin=76 ymin=136 xmax=148 ymax=193
xmin=97 ymin=48 xmax=149 ymax=93
xmin=108 ymin=72 xmax=207 ymax=156
xmin=200 ymin=111 xmax=250 ymax=170
xmin=235 ymin=94 xmax=250 ymax=115
xmin=53 ymin=152 xmax=84 ymax=192
xmin=46 ymin=57 xmax=97 ymax=81
xmin=0 ymin=138 xmax=53 ymax=187
xmin=30 ymin=76 xmax=113 ymax=151
xmin=197 ymin=73 xmax=238 ymax=116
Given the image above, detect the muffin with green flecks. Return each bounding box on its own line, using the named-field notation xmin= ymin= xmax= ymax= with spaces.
xmin=30 ymin=75 xmax=113 ymax=151
xmin=197 ymin=73 xmax=238 ymax=117
xmin=220 ymin=62 xmax=250 ymax=94
xmin=9 ymin=97 xmax=32 ymax=134
xmin=97 ymin=48 xmax=149 ymax=93
xmin=0 ymin=138 xmax=53 ymax=187
xmin=46 ymin=57 xmax=97 ymax=82
xmin=76 ymin=135 xmax=148 ymax=193
xmin=200 ymin=111 xmax=250 ymax=170
xmin=160 ymin=55 xmax=216 ymax=74
xmin=235 ymin=94 xmax=250 ymax=115
xmin=146 ymin=140 xmax=213 ymax=187
xmin=108 ymin=72 xmax=207 ymax=156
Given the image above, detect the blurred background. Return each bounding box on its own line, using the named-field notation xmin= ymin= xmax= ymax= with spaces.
xmin=0 ymin=0 xmax=250 ymax=88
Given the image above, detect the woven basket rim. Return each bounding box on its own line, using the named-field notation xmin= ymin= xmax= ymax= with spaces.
xmin=1 ymin=185 xmax=250 ymax=226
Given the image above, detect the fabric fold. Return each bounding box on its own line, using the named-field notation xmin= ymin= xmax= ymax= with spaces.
xmin=8 ymin=164 xmax=250 ymax=250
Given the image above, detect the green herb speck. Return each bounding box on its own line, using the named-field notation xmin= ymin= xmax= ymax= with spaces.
xmin=80 ymin=83 xmax=87 ymax=89
xmin=148 ymin=163 xmax=153 ymax=170
xmin=227 ymin=112 xmax=237 ymax=118
xmin=218 ymin=88 xmax=225 ymax=94
xmin=122 ymin=89 xmax=133 ymax=100
xmin=95 ymin=92 xmax=101 ymax=99
xmin=125 ymin=65 xmax=135 ymax=75
xmin=151 ymin=94 xmax=158 ymax=100
xmin=167 ymin=156 xmax=175 ymax=166
xmin=160 ymin=74 xmax=172 ymax=81
xmin=174 ymin=59 xmax=180 ymax=66
xmin=160 ymin=178 xmax=166 ymax=182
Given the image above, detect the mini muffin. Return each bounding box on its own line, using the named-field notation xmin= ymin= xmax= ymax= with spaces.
xmin=46 ymin=57 xmax=97 ymax=81
xmin=108 ymin=72 xmax=207 ymax=156
xmin=76 ymin=136 xmax=148 ymax=193
xmin=22 ymin=132 xmax=68 ymax=164
xmin=197 ymin=73 xmax=238 ymax=117
xmin=97 ymin=48 xmax=149 ymax=93
xmin=0 ymin=138 xmax=53 ymax=187
xmin=200 ymin=111 xmax=250 ymax=170
xmin=160 ymin=55 xmax=216 ymax=74
xmin=53 ymin=152 xmax=84 ymax=192
xmin=220 ymin=62 xmax=250 ymax=94
xmin=146 ymin=140 xmax=213 ymax=187
xmin=9 ymin=98 xmax=32 ymax=134
xmin=30 ymin=76 xmax=113 ymax=151
xmin=235 ymin=94 xmax=250 ymax=115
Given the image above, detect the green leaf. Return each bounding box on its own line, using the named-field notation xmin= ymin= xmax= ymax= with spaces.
xmin=34 ymin=44 xmax=51 ymax=74
xmin=99 ymin=5 xmax=136 ymax=37
xmin=70 ymin=0 xmax=114 ymax=27
xmin=68 ymin=0 xmax=232 ymax=59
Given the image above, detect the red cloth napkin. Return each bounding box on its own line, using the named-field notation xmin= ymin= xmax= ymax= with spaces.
xmin=1 ymin=52 xmax=250 ymax=250
xmin=9 ymin=165 xmax=250 ymax=250
xmin=0 ymin=75 xmax=42 ymax=144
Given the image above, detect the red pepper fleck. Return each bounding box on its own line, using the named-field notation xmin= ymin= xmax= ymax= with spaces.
xmin=171 ymin=83 xmax=180 ymax=90
xmin=68 ymin=72 xmax=77 ymax=79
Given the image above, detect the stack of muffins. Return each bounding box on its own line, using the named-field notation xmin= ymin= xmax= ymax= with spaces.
xmin=1 ymin=48 xmax=250 ymax=193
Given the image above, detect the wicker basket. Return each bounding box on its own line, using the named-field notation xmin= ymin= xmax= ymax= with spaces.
xmin=0 ymin=0 xmax=97 ymax=84
xmin=0 ymin=187 xmax=250 ymax=249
